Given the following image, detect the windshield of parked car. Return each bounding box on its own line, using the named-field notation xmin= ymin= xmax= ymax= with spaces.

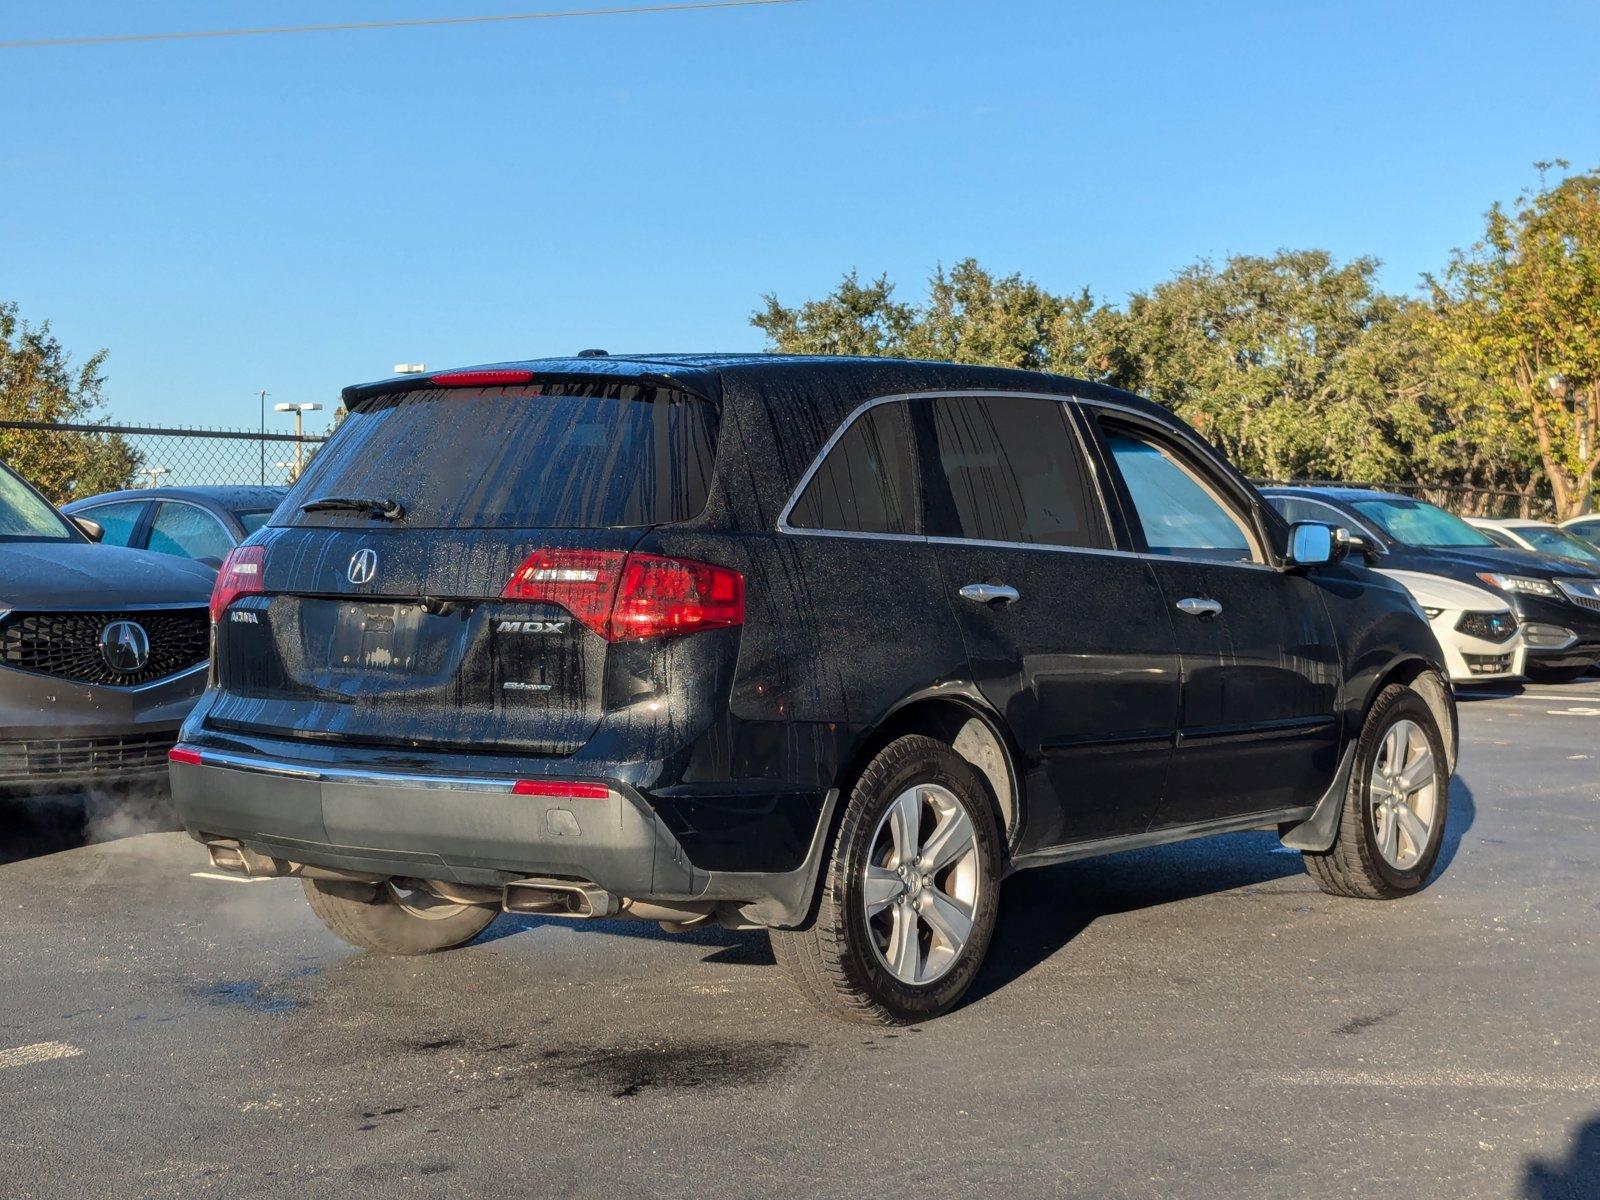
xmin=1510 ymin=524 xmax=1600 ymax=563
xmin=0 ymin=464 xmax=78 ymax=542
xmin=1351 ymin=497 xmax=1498 ymax=549
xmin=279 ymin=383 xmax=718 ymax=529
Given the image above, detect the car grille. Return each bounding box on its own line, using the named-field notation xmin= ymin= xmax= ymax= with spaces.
xmin=0 ymin=608 xmax=209 ymax=686
xmin=1556 ymin=579 xmax=1600 ymax=613
xmin=0 ymin=731 xmax=176 ymax=785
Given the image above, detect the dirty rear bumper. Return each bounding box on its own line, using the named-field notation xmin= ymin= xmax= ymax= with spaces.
xmin=169 ymin=748 xmax=834 ymax=928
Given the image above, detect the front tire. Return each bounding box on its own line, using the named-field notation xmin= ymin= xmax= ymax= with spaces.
xmin=1303 ymin=683 xmax=1450 ymax=899
xmin=302 ymin=878 xmax=498 ymax=954
xmin=770 ymin=734 xmax=1001 ymax=1024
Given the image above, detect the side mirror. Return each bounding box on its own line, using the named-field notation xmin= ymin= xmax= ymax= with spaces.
xmin=1287 ymin=521 xmax=1346 ymax=568
xmin=72 ymin=516 xmax=104 ymax=542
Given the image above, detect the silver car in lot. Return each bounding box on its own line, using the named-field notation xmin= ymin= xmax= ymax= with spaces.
xmin=0 ymin=461 xmax=213 ymax=791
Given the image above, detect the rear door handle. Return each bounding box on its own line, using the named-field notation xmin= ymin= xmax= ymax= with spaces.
xmin=959 ymin=583 xmax=1020 ymax=606
xmin=1176 ymin=597 xmax=1223 ymax=618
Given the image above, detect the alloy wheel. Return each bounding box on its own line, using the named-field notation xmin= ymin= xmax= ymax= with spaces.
xmin=861 ymin=784 xmax=982 ymax=986
xmin=1368 ymin=718 xmax=1438 ymax=871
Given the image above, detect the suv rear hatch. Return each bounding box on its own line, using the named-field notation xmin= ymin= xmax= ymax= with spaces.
xmin=206 ymin=374 xmax=727 ymax=756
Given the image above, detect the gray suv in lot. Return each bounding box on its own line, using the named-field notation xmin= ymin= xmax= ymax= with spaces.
xmin=0 ymin=461 xmax=214 ymax=790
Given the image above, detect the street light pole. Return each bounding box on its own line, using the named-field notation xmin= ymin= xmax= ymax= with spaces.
xmin=258 ymin=389 xmax=269 ymax=484
xmin=274 ymin=402 xmax=323 ymax=479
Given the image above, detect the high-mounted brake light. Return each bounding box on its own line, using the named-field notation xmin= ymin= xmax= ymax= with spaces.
xmin=512 ymin=779 xmax=610 ymax=799
xmin=210 ymin=544 xmax=266 ymax=624
xmin=430 ymin=369 xmax=537 ymax=388
xmin=501 ymin=548 xmax=744 ymax=642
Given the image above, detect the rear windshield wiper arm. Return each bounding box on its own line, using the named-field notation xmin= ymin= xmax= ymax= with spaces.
xmin=300 ymin=496 xmax=406 ymax=521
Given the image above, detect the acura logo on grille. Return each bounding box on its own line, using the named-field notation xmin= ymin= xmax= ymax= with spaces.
xmin=347 ymin=548 xmax=378 ymax=585
xmin=99 ymin=620 xmax=151 ymax=674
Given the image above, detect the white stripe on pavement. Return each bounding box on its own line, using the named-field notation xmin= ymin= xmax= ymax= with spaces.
xmin=0 ymin=1042 xmax=84 ymax=1069
xmin=189 ymin=871 xmax=277 ymax=883
xmin=1271 ymin=1067 xmax=1600 ymax=1093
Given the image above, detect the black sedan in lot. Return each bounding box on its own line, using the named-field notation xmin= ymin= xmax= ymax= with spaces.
xmin=64 ymin=485 xmax=285 ymax=570
xmin=1265 ymin=487 xmax=1600 ymax=682
xmin=1 ymin=461 xmax=214 ymax=791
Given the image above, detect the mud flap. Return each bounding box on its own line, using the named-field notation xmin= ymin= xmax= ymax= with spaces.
xmin=1278 ymin=742 xmax=1357 ymax=853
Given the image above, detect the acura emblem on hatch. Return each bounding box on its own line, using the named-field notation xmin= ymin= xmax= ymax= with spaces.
xmin=347 ymin=548 xmax=378 ymax=585
xmin=99 ymin=619 xmax=151 ymax=674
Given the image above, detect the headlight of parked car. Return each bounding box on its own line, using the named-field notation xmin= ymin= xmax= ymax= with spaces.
xmin=1477 ymin=573 xmax=1560 ymax=598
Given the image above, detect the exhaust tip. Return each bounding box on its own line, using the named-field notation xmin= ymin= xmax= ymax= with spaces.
xmin=502 ymin=879 xmax=617 ymax=918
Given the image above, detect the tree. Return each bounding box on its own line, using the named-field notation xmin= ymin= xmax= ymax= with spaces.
xmin=1099 ymin=250 xmax=1413 ymax=481
xmin=0 ymin=301 xmax=141 ymax=503
xmin=755 ymin=260 xmax=1117 ymax=376
xmin=1428 ymin=164 xmax=1600 ymax=518
xmin=752 ymin=271 xmax=916 ymax=357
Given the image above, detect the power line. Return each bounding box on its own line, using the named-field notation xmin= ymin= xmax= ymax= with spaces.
xmin=0 ymin=0 xmax=803 ymax=50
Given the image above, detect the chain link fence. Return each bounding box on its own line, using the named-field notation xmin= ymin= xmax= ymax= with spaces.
xmin=0 ymin=420 xmax=329 ymax=492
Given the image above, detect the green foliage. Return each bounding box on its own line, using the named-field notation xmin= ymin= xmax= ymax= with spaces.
xmin=0 ymin=301 xmax=143 ymax=503
xmin=752 ymin=166 xmax=1600 ymax=514
xmin=1427 ymin=163 xmax=1600 ymax=517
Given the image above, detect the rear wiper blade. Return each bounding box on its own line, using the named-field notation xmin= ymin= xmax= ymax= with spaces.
xmin=300 ymin=496 xmax=406 ymax=521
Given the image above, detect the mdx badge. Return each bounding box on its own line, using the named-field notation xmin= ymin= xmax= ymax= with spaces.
xmin=498 ymin=619 xmax=569 ymax=635
xmin=347 ymin=548 xmax=378 ymax=585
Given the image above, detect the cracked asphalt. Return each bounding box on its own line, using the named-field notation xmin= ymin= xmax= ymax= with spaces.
xmin=1 ymin=684 xmax=1596 ymax=1199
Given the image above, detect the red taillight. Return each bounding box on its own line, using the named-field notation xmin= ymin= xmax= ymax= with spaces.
xmin=210 ymin=544 xmax=266 ymax=624
xmin=511 ymin=779 xmax=609 ymax=799
xmin=430 ymin=369 xmax=536 ymax=388
xmin=168 ymin=747 xmax=203 ymax=766
xmin=501 ymin=548 xmax=744 ymax=642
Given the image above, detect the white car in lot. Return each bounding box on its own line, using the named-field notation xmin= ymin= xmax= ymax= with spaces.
xmin=1377 ymin=569 xmax=1524 ymax=684
xmin=1560 ymin=514 xmax=1600 ymax=549
xmin=1467 ymin=517 xmax=1600 ymax=568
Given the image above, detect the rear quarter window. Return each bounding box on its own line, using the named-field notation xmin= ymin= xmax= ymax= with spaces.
xmin=278 ymin=382 xmax=719 ymax=530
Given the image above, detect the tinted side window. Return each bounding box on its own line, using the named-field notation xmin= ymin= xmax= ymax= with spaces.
xmin=787 ymin=402 xmax=916 ymax=534
xmin=923 ymin=395 xmax=1105 ymax=548
xmin=1102 ymin=426 xmax=1258 ymax=562
xmin=147 ymin=503 xmax=232 ymax=563
xmin=78 ymin=501 xmax=144 ymax=548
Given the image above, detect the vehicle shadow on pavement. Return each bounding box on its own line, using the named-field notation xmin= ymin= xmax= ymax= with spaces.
xmin=1522 ymin=1113 xmax=1599 ymax=1200
xmin=966 ymin=776 xmax=1478 ymax=1007
xmin=471 ymin=910 xmax=775 ymax=965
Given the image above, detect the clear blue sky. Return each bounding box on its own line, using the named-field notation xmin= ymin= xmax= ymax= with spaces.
xmin=3 ymin=0 xmax=1598 ymax=434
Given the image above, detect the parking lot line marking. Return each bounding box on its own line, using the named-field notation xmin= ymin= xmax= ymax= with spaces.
xmin=1271 ymin=1068 xmax=1600 ymax=1093
xmin=0 ymin=1042 xmax=84 ymax=1070
xmin=189 ymin=871 xmax=278 ymax=884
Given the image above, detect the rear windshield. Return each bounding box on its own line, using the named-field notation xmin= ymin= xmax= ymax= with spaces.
xmin=278 ymin=383 xmax=718 ymax=530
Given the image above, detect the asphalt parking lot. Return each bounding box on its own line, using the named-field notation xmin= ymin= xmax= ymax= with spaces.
xmin=2 ymin=685 xmax=1596 ymax=1200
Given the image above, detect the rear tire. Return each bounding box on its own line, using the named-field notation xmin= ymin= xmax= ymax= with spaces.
xmin=301 ymin=878 xmax=497 ymax=954
xmin=1303 ymin=683 xmax=1449 ymax=899
xmin=770 ymin=734 xmax=1001 ymax=1025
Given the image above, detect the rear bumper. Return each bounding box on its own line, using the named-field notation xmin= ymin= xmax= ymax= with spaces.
xmin=169 ymin=748 xmax=834 ymax=927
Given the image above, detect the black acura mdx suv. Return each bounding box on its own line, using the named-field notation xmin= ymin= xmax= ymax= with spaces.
xmin=171 ymin=355 xmax=1457 ymax=1024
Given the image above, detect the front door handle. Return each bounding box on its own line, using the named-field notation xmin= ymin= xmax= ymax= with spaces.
xmin=1176 ymin=597 xmax=1223 ymax=618
xmin=959 ymin=583 xmax=1020 ymax=606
